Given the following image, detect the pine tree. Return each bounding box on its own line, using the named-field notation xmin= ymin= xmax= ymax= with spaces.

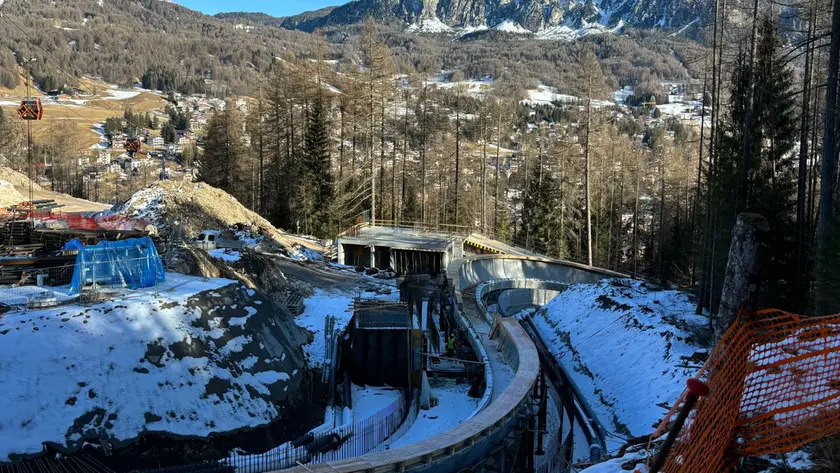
xmin=300 ymin=98 xmax=334 ymax=238
xmin=199 ymin=102 xmax=249 ymax=202
xmin=712 ymin=16 xmax=798 ymax=308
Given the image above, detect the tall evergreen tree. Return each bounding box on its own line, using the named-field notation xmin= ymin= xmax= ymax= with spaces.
xmin=199 ymin=102 xmax=249 ymax=203
xmin=300 ymin=98 xmax=334 ymax=238
xmin=710 ymin=16 xmax=798 ymax=309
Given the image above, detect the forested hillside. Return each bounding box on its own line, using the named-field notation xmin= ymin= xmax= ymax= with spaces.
xmin=0 ymin=0 xmax=318 ymax=93
xmin=0 ymin=0 xmax=696 ymax=97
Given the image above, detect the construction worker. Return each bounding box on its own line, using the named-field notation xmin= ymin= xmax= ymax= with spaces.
xmin=446 ymin=334 xmax=455 ymax=356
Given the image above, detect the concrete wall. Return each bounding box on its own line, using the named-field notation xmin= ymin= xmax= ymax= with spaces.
xmin=456 ymin=255 xmax=625 ymax=291
xmin=497 ymin=288 xmax=565 ymax=317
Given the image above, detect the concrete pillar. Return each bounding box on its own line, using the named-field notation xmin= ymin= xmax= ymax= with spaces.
xmin=390 ymin=249 xmax=396 ymax=272
xmin=337 ymin=242 xmax=345 ymax=266
xmin=369 ymin=245 xmax=376 ymax=268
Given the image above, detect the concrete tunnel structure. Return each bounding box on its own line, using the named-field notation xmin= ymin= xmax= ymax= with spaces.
xmin=294 ymin=225 xmax=629 ymax=473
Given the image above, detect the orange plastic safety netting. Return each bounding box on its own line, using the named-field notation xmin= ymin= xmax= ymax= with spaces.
xmin=649 ymin=310 xmax=840 ymax=473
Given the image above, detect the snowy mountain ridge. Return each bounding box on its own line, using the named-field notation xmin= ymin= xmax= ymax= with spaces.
xmin=281 ymin=0 xmax=710 ymax=35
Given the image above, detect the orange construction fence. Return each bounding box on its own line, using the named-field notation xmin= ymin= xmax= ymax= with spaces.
xmin=649 ymin=309 xmax=840 ymax=473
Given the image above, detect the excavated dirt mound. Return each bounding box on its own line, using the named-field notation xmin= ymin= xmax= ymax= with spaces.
xmin=0 ymin=167 xmax=44 ymax=192
xmin=113 ymin=180 xmax=303 ymax=251
xmin=0 ymin=180 xmax=27 ymax=207
xmin=168 ymin=245 xmax=314 ymax=303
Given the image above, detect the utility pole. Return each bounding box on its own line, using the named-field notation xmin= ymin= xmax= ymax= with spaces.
xmin=24 ymin=57 xmax=36 ymax=219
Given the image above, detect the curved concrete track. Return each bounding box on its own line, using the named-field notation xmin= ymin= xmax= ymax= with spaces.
xmin=279 ymin=250 xmax=625 ymax=473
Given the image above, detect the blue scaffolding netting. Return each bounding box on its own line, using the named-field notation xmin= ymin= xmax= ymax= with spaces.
xmin=65 ymin=237 xmax=165 ymax=295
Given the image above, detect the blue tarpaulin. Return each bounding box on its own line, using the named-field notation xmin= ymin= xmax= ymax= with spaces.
xmin=65 ymin=237 xmax=165 ymax=295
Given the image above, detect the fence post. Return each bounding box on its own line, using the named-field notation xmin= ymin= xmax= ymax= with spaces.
xmin=91 ymin=259 xmax=96 ymax=303
xmin=648 ymin=379 xmax=710 ymax=473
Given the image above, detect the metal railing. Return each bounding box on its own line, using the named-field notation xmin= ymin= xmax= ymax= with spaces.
xmin=222 ymin=391 xmax=409 ymax=472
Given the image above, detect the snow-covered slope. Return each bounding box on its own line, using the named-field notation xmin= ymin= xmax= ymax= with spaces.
xmin=530 ymin=279 xmax=710 ymax=449
xmin=280 ymin=0 xmax=710 ymax=37
xmin=0 ymin=274 xmax=310 ymax=461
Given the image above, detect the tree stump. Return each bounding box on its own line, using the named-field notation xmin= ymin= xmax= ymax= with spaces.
xmin=715 ymin=213 xmax=770 ymax=342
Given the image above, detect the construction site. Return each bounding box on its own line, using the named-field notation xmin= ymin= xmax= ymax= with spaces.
xmin=1 ymin=165 xmax=840 ymax=473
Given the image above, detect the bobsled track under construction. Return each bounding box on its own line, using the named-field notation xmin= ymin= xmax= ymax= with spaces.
xmin=276 ymin=224 xmax=627 ymax=473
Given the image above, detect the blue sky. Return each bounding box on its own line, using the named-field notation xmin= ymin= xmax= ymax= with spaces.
xmin=178 ymin=1 xmax=347 ymax=17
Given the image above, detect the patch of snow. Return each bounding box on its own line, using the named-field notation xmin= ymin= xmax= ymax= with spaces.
xmin=522 ymin=84 xmax=615 ymax=108
xmin=102 ymin=87 xmax=141 ymax=100
xmin=296 ymin=286 xmax=397 ymax=367
xmin=117 ymin=186 xmax=166 ymax=223
xmin=532 ymin=279 xmax=709 ymax=451
xmin=493 ymin=20 xmax=532 ymax=35
xmin=535 ymin=22 xmax=619 ymax=41
xmin=581 ymin=451 xmax=647 ymax=472
xmin=458 ymin=24 xmax=488 ymax=36
xmin=289 ymin=245 xmax=324 ymax=262
xmin=407 ymin=17 xmax=454 ymax=34
xmin=0 ymin=274 xmax=299 ymax=461
xmin=351 ymin=384 xmax=401 ymax=423
xmin=387 ymin=381 xmax=478 ymax=448
xmin=209 ymin=248 xmax=242 ymax=262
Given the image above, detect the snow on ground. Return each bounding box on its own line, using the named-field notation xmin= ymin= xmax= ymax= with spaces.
xmin=459 ymin=24 xmax=489 ymax=36
xmin=351 ymin=384 xmax=402 ymax=423
xmin=0 ymin=273 xmax=308 ymax=461
xmin=102 ymin=87 xmax=141 ymax=100
xmin=531 ymin=279 xmax=710 ymax=451
xmin=116 ymin=186 xmax=166 ymax=222
xmin=424 ymin=72 xmax=494 ymax=98
xmin=89 ymin=122 xmax=110 ymax=150
xmin=523 ymin=84 xmax=615 ymax=108
xmin=407 ymin=17 xmax=454 ymax=34
xmin=656 ymin=101 xmax=702 ymax=122
xmin=0 ymin=284 xmax=75 ymax=307
xmin=209 ymin=248 xmax=242 ymax=262
xmin=289 ymin=244 xmax=324 ymax=262
xmin=581 ymin=451 xmax=647 ymax=472
xmin=296 ymin=285 xmax=399 ymax=367
xmin=493 ymin=20 xmax=532 ymax=35
xmin=387 ymin=380 xmax=478 ymax=449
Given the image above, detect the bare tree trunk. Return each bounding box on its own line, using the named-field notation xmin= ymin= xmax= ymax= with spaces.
xmin=715 ymin=213 xmax=769 ymax=342
xmin=481 ymin=105 xmax=488 ymax=234
xmin=797 ymin=5 xmax=815 ymax=297
xmin=421 ymin=83 xmax=428 ymax=224
xmin=658 ymin=149 xmax=667 ymax=285
xmin=819 ymin=0 xmax=840 ymax=251
xmin=698 ymin=0 xmax=725 ymax=315
xmin=494 ymin=103 xmax=501 ymax=233
xmin=692 ymin=71 xmax=708 ymax=286
xmin=401 ymin=91 xmax=408 ymax=222
xmin=454 ymin=94 xmax=461 ymax=226
xmin=633 ymin=161 xmax=641 ymax=275
xmin=584 ymin=74 xmax=594 ymax=266
xmin=740 ymin=0 xmax=760 ymax=210
xmin=391 ymin=97 xmax=397 ymax=221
